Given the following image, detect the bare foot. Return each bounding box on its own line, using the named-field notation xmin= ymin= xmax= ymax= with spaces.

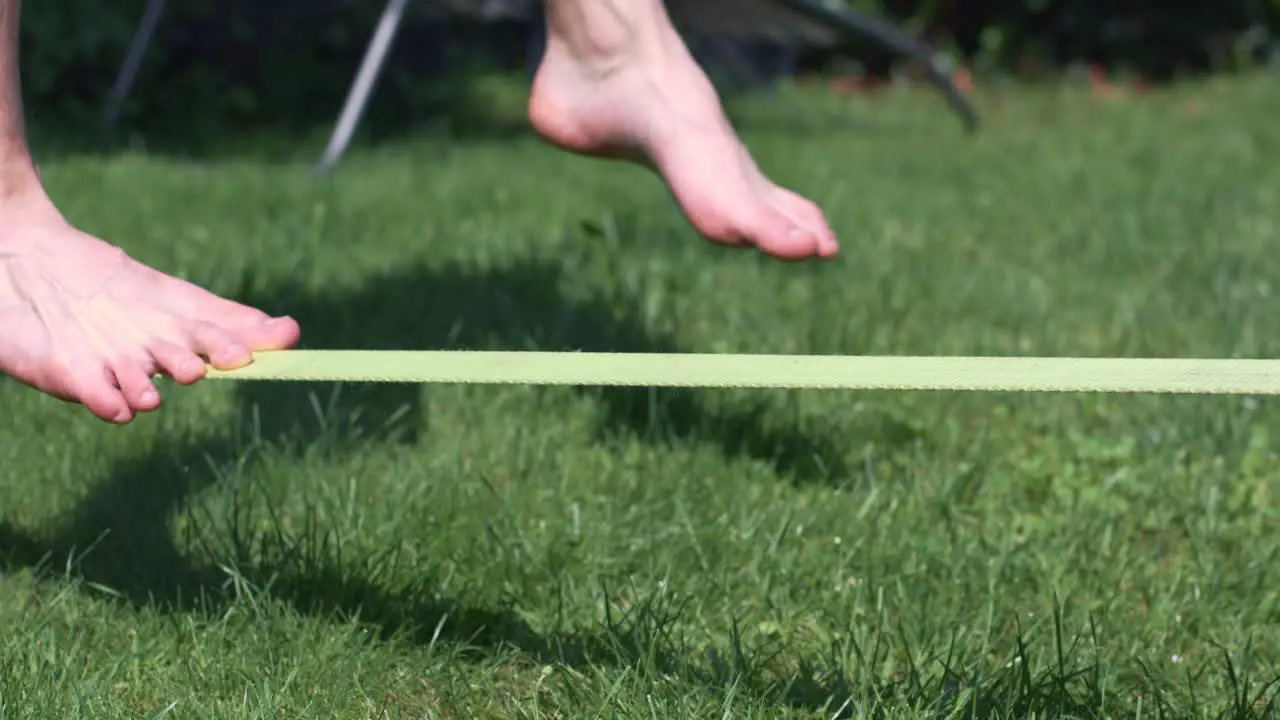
xmin=528 ymin=10 xmax=838 ymax=261
xmin=0 ymin=197 xmax=300 ymax=424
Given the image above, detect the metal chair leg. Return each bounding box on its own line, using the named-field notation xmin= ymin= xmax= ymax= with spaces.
xmin=314 ymin=0 xmax=413 ymax=176
xmin=101 ymin=0 xmax=170 ymax=133
xmin=771 ymin=0 xmax=979 ymax=132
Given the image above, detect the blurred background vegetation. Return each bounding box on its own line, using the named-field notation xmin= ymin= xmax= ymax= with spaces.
xmin=19 ymin=0 xmax=1280 ymax=144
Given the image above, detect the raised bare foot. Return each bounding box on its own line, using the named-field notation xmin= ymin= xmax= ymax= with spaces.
xmin=529 ymin=1 xmax=838 ymax=261
xmin=0 ymin=196 xmax=301 ymax=424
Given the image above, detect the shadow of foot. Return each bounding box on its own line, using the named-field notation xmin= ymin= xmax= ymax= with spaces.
xmin=224 ymin=253 xmax=866 ymax=482
xmin=0 ymin=251 xmax=935 ymax=715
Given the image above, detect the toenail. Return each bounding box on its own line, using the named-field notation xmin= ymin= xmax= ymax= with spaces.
xmin=141 ymin=389 xmax=159 ymax=404
xmin=217 ymin=346 xmax=252 ymax=368
xmin=789 ymin=228 xmax=816 ymax=245
xmin=113 ymin=410 xmax=131 ymax=423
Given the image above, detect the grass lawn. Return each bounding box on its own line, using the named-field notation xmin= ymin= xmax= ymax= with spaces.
xmin=2 ymin=73 xmax=1279 ymax=718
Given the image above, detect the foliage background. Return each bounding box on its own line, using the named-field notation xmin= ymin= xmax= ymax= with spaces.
xmin=19 ymin=0 xmax=1280 ymax=136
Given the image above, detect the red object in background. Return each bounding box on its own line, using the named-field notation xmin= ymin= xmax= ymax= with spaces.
xmin=830 ymin=74 xmax=886 ymax=94
xmin=828 ymin=65 xmax=970 ymax=96
xmin=1087 ymin=63 xmax=1114 ymax=97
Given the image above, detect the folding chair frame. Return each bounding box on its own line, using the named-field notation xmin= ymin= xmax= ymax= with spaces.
xmin=100 ymin=0 xmax=415 ymax=175
xmin=100 ymin=0 xmax=978 ymax=176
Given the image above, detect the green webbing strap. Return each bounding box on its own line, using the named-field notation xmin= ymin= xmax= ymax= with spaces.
xmin=202 ymin=350 xmax=1280 ymax=395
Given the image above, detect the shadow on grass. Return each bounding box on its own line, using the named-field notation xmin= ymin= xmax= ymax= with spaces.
xmin=0 ymin=255 xmax=945 ymax=714
xmin=0 ymin=501 xmax=1131 ymax=719
xmin=0 ymin=497 xmax=1190 ymax=719
xmin=220 ymin=253 xmax=869 ymax=482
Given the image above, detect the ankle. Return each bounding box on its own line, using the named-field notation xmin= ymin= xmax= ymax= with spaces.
xmin=544 ymin=0 xmax=668 ymax=75
xmin=0 ymin=155 xmax=43 ymax=201
xmin=0 ymin=179 xmax=66 ymax=251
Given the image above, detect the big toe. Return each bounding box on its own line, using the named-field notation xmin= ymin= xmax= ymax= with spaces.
xmin=233 ymin=315 xmax=301 ymax=351
xmin=184 ymin=284 xmax=301 ymax=351
xmin=770 ymin=189 xmax=839 ymax=259
xmin=740 ymin=205 xmax=831 ymax=261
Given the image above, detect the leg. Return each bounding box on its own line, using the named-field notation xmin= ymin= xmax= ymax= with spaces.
xmin=529 ymin=0 xmax=838 ymax=260
xmin=0 ymin=0 xmax=300 ymax=424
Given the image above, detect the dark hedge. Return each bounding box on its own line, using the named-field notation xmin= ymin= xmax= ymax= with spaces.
xmin=18 ymin=0 xmax=1278 ymax=134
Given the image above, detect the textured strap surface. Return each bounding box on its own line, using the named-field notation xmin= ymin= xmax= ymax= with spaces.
xmin=202 ymin=351 xmax=1280 ymax=395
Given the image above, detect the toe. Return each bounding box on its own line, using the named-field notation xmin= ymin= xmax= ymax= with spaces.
xmin=171 ymin=275 xmax=274 ymax=324
xmin=112 ymin=362 xmax=162 ymax=413
xmin=64 ymin=365 xmax=134 ymax=424
xmin=149 ymin=339 xmax=207 ymax=385
xmin=231 ymin=315 xmax=301 ymax=352
xmin=742 ymin=206 xmax=825 ymax=261
xmin=172 ymin=277 xmax=300 ymax=350
xmin=190 ymin=322 xmax=253 ymax=370
xmin=772 ymin=189 xmax=839 ymax=258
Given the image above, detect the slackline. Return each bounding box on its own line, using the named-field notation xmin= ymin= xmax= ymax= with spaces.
xmin=199 ymin=351 xmax=1280 ymax=395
